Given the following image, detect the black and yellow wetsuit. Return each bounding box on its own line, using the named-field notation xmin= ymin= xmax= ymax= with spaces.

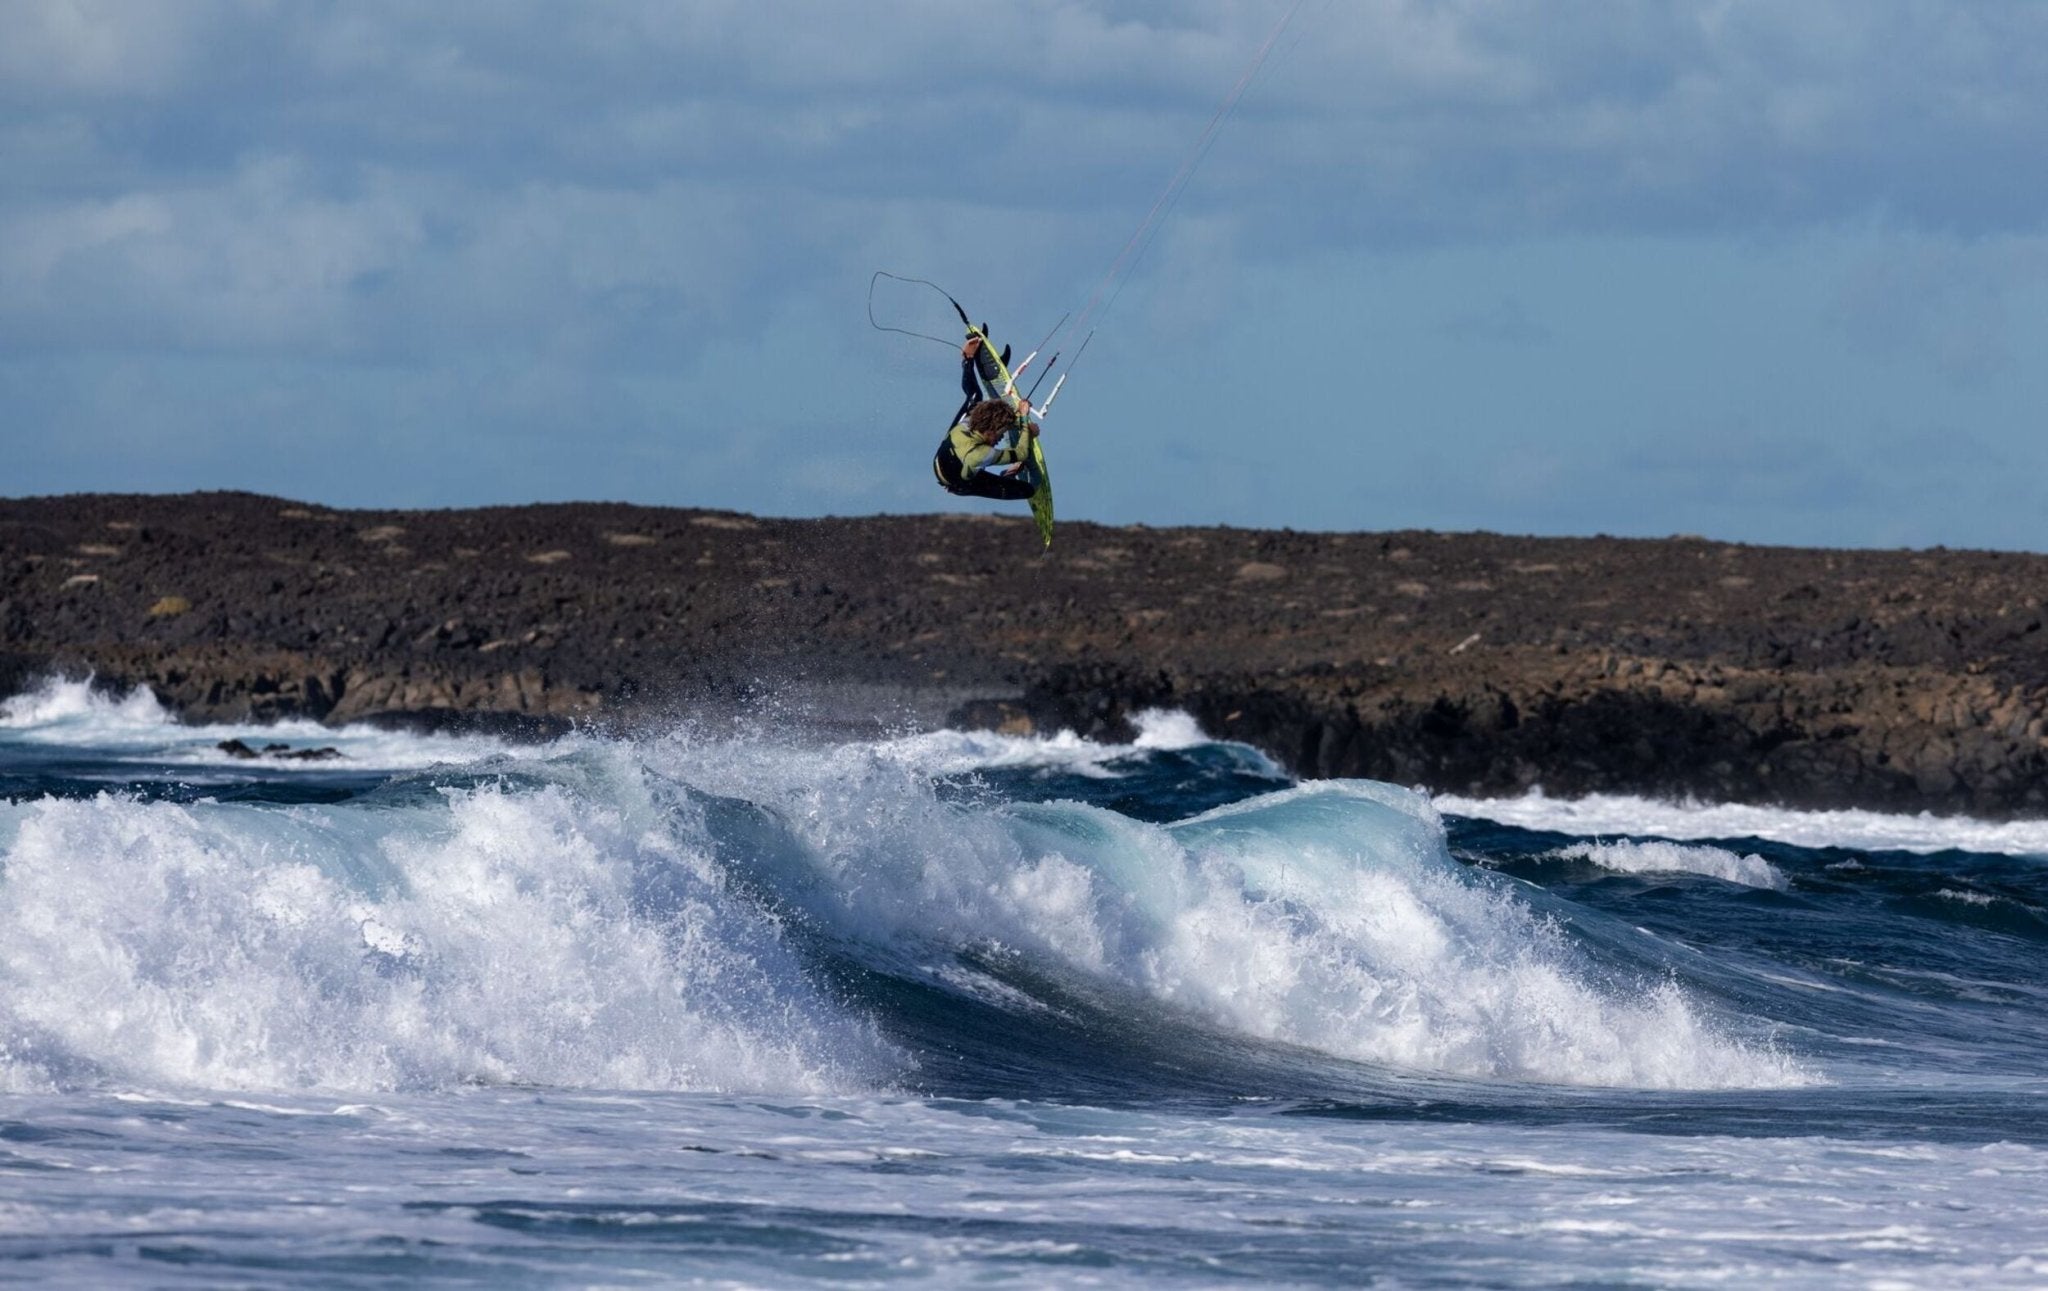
xmin=933 ymin=417 xmax=1036 ymax=500
xmin=932 ymin=332 xmax=1037 ymax=500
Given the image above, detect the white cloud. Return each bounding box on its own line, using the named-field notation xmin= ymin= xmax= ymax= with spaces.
xmin=0 ymin=0 xmax=244 ymax=98
xmin=1204 ymin=1 xmax=2048 ymax=241
xmin=7 ymin=0 xmax=2048 ymax=541
xmin=1 ymin=155 xmax=424 ymax=355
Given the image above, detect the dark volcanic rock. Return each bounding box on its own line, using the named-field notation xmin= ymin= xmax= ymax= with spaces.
xmin=217 ymin=738 xmax=343 ymax=761
xmin=7 ymin=490 xmax=2048 ymax=816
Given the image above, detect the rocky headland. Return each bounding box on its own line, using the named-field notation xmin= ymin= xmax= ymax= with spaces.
xmin=5 ymin=491 xmax=2048 ymax=817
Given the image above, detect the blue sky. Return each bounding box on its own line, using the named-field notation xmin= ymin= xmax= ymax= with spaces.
xmin=6 ymin=1 xmax=2048 ymax=549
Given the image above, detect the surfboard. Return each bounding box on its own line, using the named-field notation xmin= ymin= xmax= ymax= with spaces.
xmin=966 ymin=322 xmax=1055 ymax=549
xmin=1027 ymin=437 xmax=1053 ymax=549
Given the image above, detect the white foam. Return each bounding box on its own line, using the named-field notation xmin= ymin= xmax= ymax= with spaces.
xmin=1934 ymin=889 xmax=1997 ymax=908
xmin=0 ymin=675 xmax=519 ymax=770
xmin=0 ymin=714 xmax=1810 ymax=1097
xmin=639 ymin=735 xmax=1812 ymax=1091
xmin=869 ymin=725 xmax=1125 ymax=778
xmin=1556 ymin=840 xmax=1788 ymax=890
xmin=0 ymin=676 xmax=177 ymax=731
xmin=1149 ymin=785 xmax=1810 ymax=1089
xmin=1131 ymin=708 xmax=1211 ymax=751
xmin=1436 ymin=789 xmax=2048 ymax=858
xmin=862 ymin=708 xmax=1279 ymax=780
xmin=0 ymin=781 xmax=895 ymax=1096
xmin=0 ymin=1093 xmax=2041 ymax=1288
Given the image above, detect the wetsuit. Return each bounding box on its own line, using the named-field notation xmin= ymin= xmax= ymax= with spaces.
xmin=948 ymin=336 xmax=1010 ymax=428
xmin=934 ymin=420 xmax=1037 ymax=500
xmin=932 ymin=333 xmax=1038 ymax=501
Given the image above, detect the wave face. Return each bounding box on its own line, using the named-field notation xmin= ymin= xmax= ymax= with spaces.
xmin=653 ymin=737 xmax=1804 ymax=1093
xmin=6 ymin=681 xmax=2048 ymax=1287
xmin=5 ymin=681 xmax=2047 ymax=1103
xmin=0 ymin=777 xmax=895 ymax=1095
xmin=0 ymin=682 xmax=1863 ymax=1098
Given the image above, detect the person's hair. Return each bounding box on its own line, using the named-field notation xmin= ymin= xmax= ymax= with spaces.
xmin=966 ymin=400 xmax=1017 ymax=439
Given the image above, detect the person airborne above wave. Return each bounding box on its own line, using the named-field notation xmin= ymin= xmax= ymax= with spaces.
xmin=932 ymin=325 xmax=1039 ymax=502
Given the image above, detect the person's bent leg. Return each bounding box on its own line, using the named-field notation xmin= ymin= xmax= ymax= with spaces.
xmin=956 ymin=472 xmax=1036 ymax=502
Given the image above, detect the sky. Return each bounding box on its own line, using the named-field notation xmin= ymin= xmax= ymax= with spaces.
xmin=5 ymin=0 xmax=2048 ymax=549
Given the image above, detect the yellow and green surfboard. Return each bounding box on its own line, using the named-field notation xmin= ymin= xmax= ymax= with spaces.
xmin=966 ymin=324 xmax=1055 ymax=550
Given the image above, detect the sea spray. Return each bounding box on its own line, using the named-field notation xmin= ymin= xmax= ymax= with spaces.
xmin=1159 ymin=785 xmax=1808 ymax=1087
xmin=0 ymin=675 xmax=517 ymax=769
xmin=636 ymin=738 xmax=1813 ymax=1090
xmin=0 ymin=693 xmax=1812 ymax=1096
xmin=1438 ymin=788 xmax=2048 ymax=858
xmin=1556 ymin=839 xmax=1789 ymax=890
xmin=0 ymin=779 xmax=897 ymax=1095
xmin=3 ymin=690 xmax=2046 ymax=1286
xmin=0 ymin=676 xmax=179 ymax=733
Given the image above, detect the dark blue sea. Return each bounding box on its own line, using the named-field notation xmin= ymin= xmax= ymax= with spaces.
xmin=2 ymin=679 xmax=2045 ymax=1287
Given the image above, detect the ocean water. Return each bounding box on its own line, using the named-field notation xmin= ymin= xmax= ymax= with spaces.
xmin=2 ymin=679 xmax=2045 ymax=1287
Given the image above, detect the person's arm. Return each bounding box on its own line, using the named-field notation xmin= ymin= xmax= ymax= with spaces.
xmin=997 ymin=422 xmax=1036 ymax=475
xmin=959 ymin=339 xmax=983 ymax=403
xmin=951 ymin=425 xmax=1026 ymax=477
xmin=949 ymin=424 xmax=996 ymax=476
xmin=970 ymin=333 xmax=1005 ymax=402
xmin=980 ymin=441 xmax=1027 ymax=472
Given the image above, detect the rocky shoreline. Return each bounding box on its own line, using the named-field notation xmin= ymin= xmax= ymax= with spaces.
xmin=6 ymin=490 xmax=2048 ymax=817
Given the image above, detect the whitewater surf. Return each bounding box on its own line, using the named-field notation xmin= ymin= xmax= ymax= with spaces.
xmin=2 ymin=679 xmax=2045 ymax=1285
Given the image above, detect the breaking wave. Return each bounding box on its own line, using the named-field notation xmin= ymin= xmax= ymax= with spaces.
xmin=0 ymin=706 xmax=1813 ymax=1095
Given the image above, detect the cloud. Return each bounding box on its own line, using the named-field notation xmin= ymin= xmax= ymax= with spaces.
xmin=1194 ymin=2 xmax=2048 ymax=244
xmin=2 ymin=155 xmax=425 ymax=356
xmin=7 ymin=0 xmax=2048 ymax=542
xmin=10 ymin=3 xmax=2047 ymax=350
xmin=0 ymin=0 xmax=246 ymax=99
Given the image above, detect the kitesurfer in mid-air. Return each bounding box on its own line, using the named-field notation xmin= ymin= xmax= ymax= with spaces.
xmin=932 ymin=326 xmax=1039 ymax=501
